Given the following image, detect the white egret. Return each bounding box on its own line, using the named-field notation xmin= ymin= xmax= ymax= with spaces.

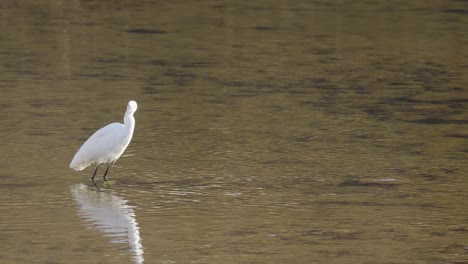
xmin=70 ymin=100 xmax=138 ymax=181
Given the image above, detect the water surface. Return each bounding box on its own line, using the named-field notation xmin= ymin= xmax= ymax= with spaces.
xmin=1 ymin=0 xmax=468 ymax=263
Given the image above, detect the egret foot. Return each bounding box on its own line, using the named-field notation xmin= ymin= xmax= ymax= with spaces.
xmin=103 ymin=163 xmax=111 ymax=182
xmin=91 ymin=164 xmax=100 ymax=181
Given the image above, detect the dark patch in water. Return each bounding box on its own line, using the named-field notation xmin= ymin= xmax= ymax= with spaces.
xmin=143 ymin=86 xmax=159 ymax=94
xmin=302 ymin=229 xmax=361 ymax=240
xmin=449 ymin=226 xmax=468 ymax=232
xmin=226 ymin=92 xmax=258 ymax=98
xmin=393 ymin=96 xmax=468 ymax=105
xmin=164 ymin=70 xmax=196 ymax=79
xmin=338 ymin=179 xmax=399 ymax=189
xmin=126 ymin=28 xmax=167 ymax=34
xmin=205 ymin=99 xmax=225 ymax=105
xmin=409 ymin=118 xmax=468 ymax=125
xmin=309 ymin=48 xmax=335 ymax=55
xmin=364 ymin=106 xmax=387 ymax=116
xmin=443 ymin=9 xmax=468 ymax=15
xmin=180 ymin=61 xmax=214 ymax=68
xmin=445 ymin=133 xmax=468 ymax=139
xmin=0 ymin=103 xmax=12 ymax=110
xmin=150 ymin=59 xmax=170 ymax=67
xmin=222 ymin=80 xmax=251 ymax=87
xmin=317 ymin=57 xmax=341 ymax=64
xmin=320 ymin=201 xmax=396 ymax=207
xmin=228 ymin=229 xmax=258 ymax=236
xmin=253 ymin=26 xmax=274 ymax=31
xmin=440 ymin=168 xmax=458 ymax=174
xmin=389 ymin=82 xmax=406 ymax=86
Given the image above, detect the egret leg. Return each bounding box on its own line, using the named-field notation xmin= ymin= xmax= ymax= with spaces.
xmin=91 ymin=164 xmax=100 ymax=181
xmin=103 ymin=163 xmax=111 ymax=182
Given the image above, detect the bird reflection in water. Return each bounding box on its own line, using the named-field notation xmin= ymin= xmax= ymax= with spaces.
xmin=71 ymin=183 xmax=144 ymax=264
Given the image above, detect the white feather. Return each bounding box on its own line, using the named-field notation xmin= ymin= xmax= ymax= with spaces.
xmin=70 ymin=101 xmax=137 ymax=173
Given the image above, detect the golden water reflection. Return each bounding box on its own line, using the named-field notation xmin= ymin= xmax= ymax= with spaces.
xmin=0 ymin=0 xmax=467 ymax=263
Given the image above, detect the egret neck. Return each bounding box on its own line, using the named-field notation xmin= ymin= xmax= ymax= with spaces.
xmin=123 ymin=107 xmax=136 ymax=146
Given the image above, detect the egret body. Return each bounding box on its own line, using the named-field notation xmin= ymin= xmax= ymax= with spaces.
xmin=70 ymin=100 xmax=137 ymax=181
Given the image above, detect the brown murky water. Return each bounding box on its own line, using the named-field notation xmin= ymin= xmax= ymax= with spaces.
xmin=1 ymin=1 xmax=468 ymax=263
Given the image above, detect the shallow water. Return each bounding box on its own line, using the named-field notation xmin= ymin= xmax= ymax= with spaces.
xmin=1 ymin=0 xmax=468 ymax=263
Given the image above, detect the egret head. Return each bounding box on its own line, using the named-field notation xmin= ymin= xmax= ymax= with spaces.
xmin=127 ymin=100 xmax=138 ymax=114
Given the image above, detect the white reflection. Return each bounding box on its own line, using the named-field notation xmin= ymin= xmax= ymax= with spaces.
xmin=71 ymin=184 xmax=144 ymax=264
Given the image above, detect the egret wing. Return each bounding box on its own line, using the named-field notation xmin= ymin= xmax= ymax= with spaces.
xmin=70 ymin=123 xmax=125 ymax=170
